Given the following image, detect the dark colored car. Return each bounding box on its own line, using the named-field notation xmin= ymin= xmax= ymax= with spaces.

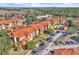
xmin=69 ymin=41 xmax=74 ymax=44
xmin=73 ymin=39 xmax=79 ymax=44
xmin=77 ymin=31 xmax=79 ymax=34
xmin=62 ymin=32 xmax=68 ymax=36
xmin=75 ymin=39 xmax=79 ymax=42
xmin=50 ymin=51 xmax=55 ymax=55
xmin=65 ymin=42 xmax=70 ymax=45
xmin=51 ymin=33 xmax=55 ymax=36
xmin=39 ymin=42 xmax=46 ymax=49
xmin=64 ymin=42 xmax=67 ymax=45
xmin=31 ymin=50 xmax=38 ymax=55
xmin=46 ymin=37 xmax=52 ymax=42
xmin=56 ymin=31 xmax=60 ymax=33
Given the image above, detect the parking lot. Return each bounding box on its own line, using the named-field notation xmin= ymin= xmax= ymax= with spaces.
xmin=30 ymin=31 xmax=63 ymax=55
xmin=29 ymin=30 xmax=79 ymax=55
xmin=57 ymin=31 xmax=79 ymax=46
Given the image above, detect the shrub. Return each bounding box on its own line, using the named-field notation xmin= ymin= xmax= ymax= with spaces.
xmin=44 ymin=28 xmax=53 ymax=34
xmin=27 ymin=40 xmax=36 ymax=50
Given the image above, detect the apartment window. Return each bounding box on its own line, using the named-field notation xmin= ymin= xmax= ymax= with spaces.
xmin=28 ymin=34 xmax=32 ymax=38
xmin=29 ymin=35 xmax=31 ymax=37
xmin=16 ymin=38 xmax=19 ymax=42
xmin=10 ymin=37 xmax=14 ymax=40
xmin=10 ymin=37 xmax=15 ymax=43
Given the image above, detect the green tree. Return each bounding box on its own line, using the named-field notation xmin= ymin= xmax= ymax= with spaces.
xmin=67 ymin=20 xmax=74 ymax=27
xmin=0 ymin=32 xmax=13 ymax=55
xmin=27 ymin=40 xmax=36 ymax=50
xmin=44 ymin=28 xmax=53 ymax=34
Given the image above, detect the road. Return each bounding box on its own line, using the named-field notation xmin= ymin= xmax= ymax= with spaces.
xmin=50 ymin=44 xmax=79 ymax=50
xmin=41 ymin=32 xmax=63 ymax=55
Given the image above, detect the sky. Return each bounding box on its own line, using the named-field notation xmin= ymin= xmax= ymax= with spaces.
xmin=0 ymin=3 xmax=79 ymax=7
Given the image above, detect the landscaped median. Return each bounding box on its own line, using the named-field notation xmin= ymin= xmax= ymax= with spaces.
xmin=33 ymin=33 xmax=50 ymax=47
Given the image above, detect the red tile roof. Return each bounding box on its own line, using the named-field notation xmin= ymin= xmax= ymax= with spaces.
xmin=41 ymin=21 xmax=48 ymax=25
xmin=53 ymin=48 xmax=66 ymax=55
xmin=31 ymin=24 xmax=38 ymax=30
xmin=30 ymin=21 xmax=49 ymax=30
xmin=11 ymin=26 xmax=35 ymax=38
xmin=36 ymin=22 xmax=45 ymax=29
xmin=71 ymin=49 xmax=79 ymax=55
xmin=73 ymin=19 xmax=79 ymax=23
xmin=52 ymin=48 xmax=79 ymax=55
xmin=11 ymin=21 xmax=47 ymax=37
xmin=0 ymin=18 xmax=21 ymax=25
xmin=4 ymin=20 xmax=12 ymax=24
xmin=0 ymin=20 xmax=4 ymax=24
xmin=24 ymin=27 xmax=35 ymax=35
xmin=11 ymin=30 xmax=25 ymax=38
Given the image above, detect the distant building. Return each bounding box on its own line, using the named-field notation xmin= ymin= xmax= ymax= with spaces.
xmin=0 ymin=10 xmax=25 ymax=19
xmin=46 ymin=17 xmax=67 ymax=31
xmin=46 ymin=17 xmax=66 ymax=25
xmin=36 ymin=14 xmax=52 ymax=19
xmin=0 ymin=18 xmax=23 ymax=31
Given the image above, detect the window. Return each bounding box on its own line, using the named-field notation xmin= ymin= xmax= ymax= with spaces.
xmin=16 ymin=38 xmax=19 ymax=42
xmin=10 ymin=37 xmax=15 ymax=42
xmin=28 ymin=34 xmax=32 ymax=38
xmin=10 ymin=37 xmax=14 ymax=40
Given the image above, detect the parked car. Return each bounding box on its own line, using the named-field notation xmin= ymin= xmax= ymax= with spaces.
xmin=51 ymin=33 xmax=55 ymax=36
xmin=31 ymin=50 xmax=37 ymax=55
xmin=77 ymin=31 xmax=79 ymax=34
xmin=62 ymin=32 xmax=68 ymax=36
xmin=31 ymin=49 xmax=40 ymax=55
xmin=31 ymin=49 xmax=41 ymax=55
xmin=46 ymin=37 xmax=52 ymax=42
xmin=74 ymin=37 xmax=79 ymax=40
xmin=39 ymin=42 xmax=46 ymax=49
xmin=69 ymin=41 xmax=74 ymax=44
xmin=65 ymin=41 xmax=70 ymax=45
xmin=56 ymin=30 xmax=60 ymax=33
xmin=75 ymin=39 xmax=79 ymax=42
xmin=73 ymin=39 xmax=79 ymax=44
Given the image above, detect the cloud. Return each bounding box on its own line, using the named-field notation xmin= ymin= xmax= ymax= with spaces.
xmin=0 ymin=3 xmax=79 ymax=7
